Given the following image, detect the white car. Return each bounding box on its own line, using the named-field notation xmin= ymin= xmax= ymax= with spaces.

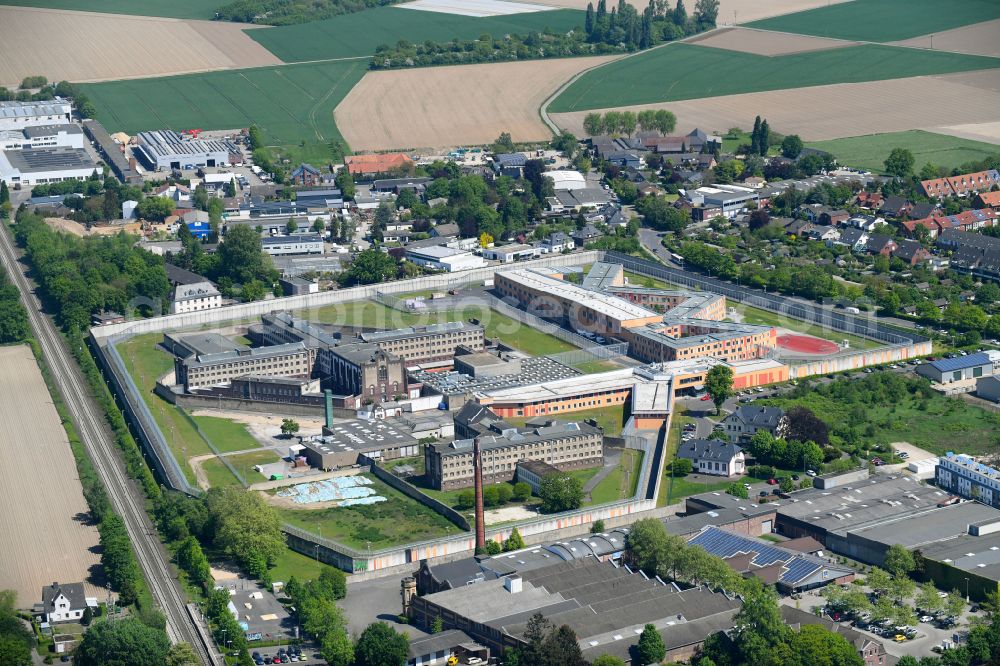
xmin=920 ymin=615 xmax=934 ymax=623
xmin=806 ymin=470 xmax=817 ymax=477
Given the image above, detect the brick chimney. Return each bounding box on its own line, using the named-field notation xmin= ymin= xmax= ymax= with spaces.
xmin=474 ymin=437 xmax=486 ymax=552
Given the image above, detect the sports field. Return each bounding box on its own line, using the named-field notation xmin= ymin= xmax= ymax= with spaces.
xmin=807 ymin=130 xmax=1000 ymax=173
xmin=745 ymin=0 xmax=1000 ymax=43
xmin=0 ymin=0 xmax=215 ymax=19
xmin=247 ymin=6 xmax=584 ymax=62
xmin=548 ymin=43 xmax=1000 ymax=112
xmin=81 ymin=59 xmax=368 ymax=153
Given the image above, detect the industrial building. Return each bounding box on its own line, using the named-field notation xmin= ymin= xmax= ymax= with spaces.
xmin=917 ymin=352 xmax=994 ymax=387
xmin=407 ymin=557 xmax=740 ymax=664
xmin=135 ymin=130 xmax=241 ymax=171
xmin=405 ymin=245 xmax=486 ymax=272
xmin=0 ymin=147 xmax=97 ymax=186
xmin=300 ymin=419 xmax=419 ymax=470
xmin=424 ymin=415 xmax=603 ymax=490
xmin=0 ymin=124 xmax=84 ymax=151
xmin=686 ymin=185 xmax=760 ymax=220
xmin=261 ymin=234 xmax=324 ymax=256
xmin=0 ymin=99 xmax=72 ymax=131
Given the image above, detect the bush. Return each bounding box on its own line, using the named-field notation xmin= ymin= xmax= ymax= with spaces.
xmin=456 ymin=490 xmax=474 ymax=510
xmin=496 ymin=484 xmax=513 ymax=504
xmin=512 ymin=482 xmax=532 ymax=502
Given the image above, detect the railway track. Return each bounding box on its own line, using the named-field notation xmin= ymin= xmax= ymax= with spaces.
xmin=0 ymin=227 xmax=216 ymax=665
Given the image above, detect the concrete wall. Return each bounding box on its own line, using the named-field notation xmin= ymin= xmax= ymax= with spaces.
xmin=788 ymin=341 xmax=933 ymax=379
xmin=813 ymin=468 xmax=871 ymax=490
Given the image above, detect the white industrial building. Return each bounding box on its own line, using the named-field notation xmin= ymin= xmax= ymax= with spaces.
xmin=544 ymin=170 xmax=587 ymax=191
xmin=405 ymin=245 xmax=485 ymax=272
xmin=135 ymin=130 xmax=241 ymax=171
xmin=0 ymin=124 xmax=85 ymax=151
xmin=0 ymin=147 xmax=97 ymax=187
xmin=0 ymin=99 xmax=72 ymax=131
xmin=687 ymin=185 xmax=760 ymax=219
xmin=261 ymin=234 xmax=324 ymax=256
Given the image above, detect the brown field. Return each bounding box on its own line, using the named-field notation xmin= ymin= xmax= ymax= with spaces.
xmin=552 ymin=70 xmax=1000 ymax=142
xmin=689 ymin=27 xmax=856 ymax=56
xmin=335 ymin=56 xmax=618 ymax=151
xmin=0 ymin=346 xmax=102 ymax=608
xmin=533 ymin=0 xmax=852 ymax=23
xmin=934 ymin=121 xmax=1000 ymax=146
xmin=893 ymin=18 xmax=1000 ymax=58
xmin=0 ymin=6 xmax=280 ymax=87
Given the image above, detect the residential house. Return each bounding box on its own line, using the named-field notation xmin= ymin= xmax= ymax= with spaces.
xmin=920 ymin=169 xmax=1000 ymax=198
xmin=677 ymin=439 xmax=746 ymax=477
xmin=974 ymin=191 xmax=1000 ymax=209
xmin=431 ymin=223 xmax=460 ymax=238
xmin=879 ymin=195 xmax=909 ymax=218
xmin=804 ymin=224 xmax=840 ymax=242
xmin=289 ymin=163 xmax=333 ymax=186
xmin=832 ymin=227 xmax=869 ymax=252
xmin=572 ymin=224 xmax=602 ymax=247
xmin=865 ymin=234 xmax=898 ymax=256
xmin=803 ymin=205 xmax=849 ymax=226
xmin=153 ymin=183 xmax=191 ymax=204
xmin=908 ymin=202 xmax=937 ymax=220
xmin=892 ymin=239 xmax=931 ymax=266
xmin=721 ymin=406 xmax=788 ymax=443
xmin=492 ymin=153 xmax=527 ymax=178
xmin=900 ymin=212 xmax=946 ymax=239
xmin=540 ymin=232 xmax=570 ymax=254
xmin=605 ymin=150 xmax=643 ymax=169
xmin=781 ymin=607 xmax=888 ymax=666
xmin=855 ymin=191 xmax=882 ymax=210
xmin=39 ymin=582 xmax=92 ymax=623
xmin=845 ymin=215 xmax=882 ymax=231
xmin=743 ymin=176 xmax=766 ymax=189
xmin=939 ymin=208 xmax=999 ymax=233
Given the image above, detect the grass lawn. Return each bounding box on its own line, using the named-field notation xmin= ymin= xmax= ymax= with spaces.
xmin=549 ymin=43 xmax=1000 ymax=112
xmin=571 ymin=359 xmax=622 ymax=374
xmin=276 ymin=474 xmax=463 ymax=550
xmin=202 ymin=449 xmax=283 ymax=488
xmin=588 ymin=448 xmax=644 ymax=505
xmin=807 ymin=130 xmax=1000 ymax=174
xmin=191 ymin=415 xmax=262 ymax=453
xmin=309 ymin=300 xmax=576 ymax=355
xmin=658 ymin=410 xmax=696 ymax=507
xmin=506 ymin=403 xmax=628 ymax=437
xmin=270 ymin=546 xmax=328 ymax=584
xmin=249 ymin=6 xmax=585 ymax=62
xmin=82 ymin=59 xmax=368 ymax=157
xmin=0 ymin=0 xmax=215 ymax=19
xmin=745 ymin=0 xmax=1000 ymax=43
xmin=200 ymin=457 xmax=243 ymax=489
xmin=761 ymin=377 xmax=1000 ymax=456
xmin=734 ymin=303 xmax=883 ymax=351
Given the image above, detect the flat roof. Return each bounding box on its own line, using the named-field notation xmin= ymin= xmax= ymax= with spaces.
xmin=407 ymin=245 xmax=468 ymax=259
xmin=261 ymin=234 xmax=323 ymax=246
xmin=22 ymin=124 xmax=82 ymax=138
xmin=846 ymin=500 xmax=1000 ymax=549
xmin=361 ymin=320 xmax=481 ymax=344
xmin=0 ymin=98 xmax=71 ymax=118
xmin=4 ymin=147 xmax=95 ymax=172
xmin=305 ymin=418 xmax=416 ymax=455
xmin=477 ymin=367 xmax=640 ymax=403
xmin=500 ymin=268 xmax=659 ymax=323
xmin=413 ymin=356 xmax=580 ymax=397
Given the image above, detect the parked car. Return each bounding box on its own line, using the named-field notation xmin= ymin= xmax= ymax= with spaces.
xmin=806 ymin=470 xmax=817 ymax=477
xmin=894 ymin=634 xmax=906 ymax=643
xmin=759 ymin=491 xmax=769 ymax=497
xmin=767 ymin=478 xmax=778 ymax=485
xmin=792 ymin=474 xmax=800 ymax=481
xmin=920 ymin=615 xmax=934 ymax=623
xmin=700 ymin=394 xmax=712 ymax=401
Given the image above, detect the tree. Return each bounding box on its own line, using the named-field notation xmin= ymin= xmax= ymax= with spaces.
xmin=583 ymin=112 xmax=605 ymax=137
xmin=456 ymin=489 xmax=475 ymax=509
xmin=0 ymin=181 xmax=9 ymax=205
xmin=165 ymin=642 xmax=200 ymax=666
xmin=591 ymin=656 xmax=626 ymax=666
xmin=206 ymin=487 xmax=285 ymax=579
xmin=654 ymin=109 xmax=676 ymax=134
xmin=866 ymin=567 xmax=892 ymax=598
xmin=883 ymin=544 xmax=915 ymax=579
xmin=694 ymin=0 xmax=719 ymax=26
xmin=704 ymin=365 xmax=734 ymax=415
xmin=888 ymin=575 xmax=915 ymax=605
xmin=758 ymin=119 xmax=771 ymax=155
xmin=312 ymin=218 xmax=326 ymax=234
xmin=750 ymin=116 xmax=762 ymax=155
xmin=619 ymin=111 xmax=637 ymax=137
xmin=286 ymin=217 xmax=298 ymax=233
xmin=732 ymin=578 xmax=789 ymax=662
xmin=430 ymin=616 xmax=444 ymax=634
xmin=671 ymin=458 xmax=693 ymax=476
xmin=789 ymin=624 xmax=864 ymax=666
xmin=544 ymin=625 xmax=586 ymax=666
xmin=512 ymin=482 xmax=532 ymax=501
xmin=341 ymin=248 xmax=398 ymax=286
xmin=0 ymin=634 xmax=31 ymax=666
xmin=591 ymin=519 xmax=605 ymax=533
xmin=75 ymin=618 xmax=171 ymax=666
xmin=135 ymin=196 xmax=175 ymax=222
xmin=637 ymin=623 xmax=666 ymax=664
xmin=781 ymin=135 xmax=804 ymax=159
xmin=785 ymin=406 xmax=829 ymax=446
xmin=493 ymin=132 xmax=516 ymax=153
xmin=218 ymin=224 xmax=277 ymax=286
xmin=726 ymin=482 xmax=748 ymax=499
xmin=637 ymin=196 xmax=689 ymax=232
xmin=335 ymin=169 xmax=356 ymax=200
xmin=280 ymin=418 xmax=300 ymax=437
xmin=946 ymin=589 xmax=966 ymax=618
xmin=355 ymin=622 xmax=409 ymax=666
xmin=505 ymin=526 xmax=526 ymax=551
xmin=916 ymin=581 xmax=944 ymax=615
xmin=884 ymin=148 xmax=915 ymax=178
xmin=779 ymin=477 xmax=794 ymax=493
xmin=321 ymin=629 xmax=354 ymax=666
xmin=479 ymin=231 xmax=493 ymax=249
xmin=81 ymin=605 xmax=94 ymax=625
xmin=538 ymin=474 xmax=584 ymax=513
xmin=627 ymin=518 xmax=670 ymax=575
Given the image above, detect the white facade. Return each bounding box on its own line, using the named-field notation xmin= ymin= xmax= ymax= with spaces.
xmin=406 ymin=246 xmax=485 ymax=272
xmin=136 ymin=130 xmax=239 ymax=171
xmin=544 ymin=170 xmax=586 ymax=191
xmin=482 ymin=244 xmax=539 ymax=263
xmin=0 ymin=124 xmax=84 ymax=151
xmin=0 ymin=147 xmax=97 ymax=186
xmin=46 ymin=593 xmax=83 ymax=623
xmin=171 ymin=281 xmax=222 ymax=314
xmin=0 ymin=99 xmax=72 ymax=131
xmin=261 ymin=235 xmax=324 ymax=256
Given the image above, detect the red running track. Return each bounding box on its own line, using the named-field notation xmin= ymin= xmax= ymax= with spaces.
xmin=776 ymin=334 xmax=839 ymax=355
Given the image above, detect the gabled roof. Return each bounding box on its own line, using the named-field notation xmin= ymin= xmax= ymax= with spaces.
xmin=41 ymin=582 xmax=87 ymax=612
xmin=727 ymin=405 xmax=784 ymax=428
xmin=677 ymin=438 xmax=742 ymax=462
xmin=927 ymin=352 xmax=991 ymax=372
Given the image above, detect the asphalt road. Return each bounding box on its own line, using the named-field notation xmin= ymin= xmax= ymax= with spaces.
xmin=0 ymin=227 xmax=217 ymax=664
xmin=637 ymin=228 xmax=680 ymax=268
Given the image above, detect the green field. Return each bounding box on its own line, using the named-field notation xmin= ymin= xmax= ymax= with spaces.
xmin=190 ymin=415 xmax=261 ymax=453
xmin=0 ymin=0 xmax=215 ymax=19
xmin=745 ymin=0 xmax=1000 ymax=43
xmin=807 ymin=130 xmax=1000 ymax=173
xmin=589 ymin=448 xmax=644 ymax=504
xmin=201 ymin=449 xmax=282 ymax=488
xmin=308 ymin=300 xmax=577 ymax=355
xmin=276 ymin=474 xmax=463 ymax=550
xmin=81 ymin=59 xmax=368 ymax=153
xmin=549 ymin=43 xmax=1000 ymax=112
xmin=248 ymin=6 xmax=585 ymax=62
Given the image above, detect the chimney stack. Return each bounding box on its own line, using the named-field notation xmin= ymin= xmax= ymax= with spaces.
xmin=473 ymin=437 xmax=486 ymax=552
xmin=324 ymin=389 xmax=333 ymax=430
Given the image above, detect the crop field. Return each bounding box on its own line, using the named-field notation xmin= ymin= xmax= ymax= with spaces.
xmin=552 ymin=71 xmax=1000 ymax=142
xmin=549 ymin=43 xmax=1000 ymax=112
xmin=807 ymin=130 xmax=1000 ymax=173
xmin=690 ymin=27 xmax=857 ymax=56
xmin=336 ymin=56 xmax=617 ymax=151
xmin=0 ymin=0 xmax=215 ymax=19
xmin=894 ymin=18 xmax=1000 ymax=59
xmin=533 ymin=0 xmax=852 ymax=22
xmin=81 ymin=59 xmax=368 ymax=153
xmin=0 ymin=346 xmax=101 ymax=606
xmin=248 ymin=6 xmax=585 ymax=62
xmin=745 ymin=0 xmax=1000 ymax=43
xmin=0 ymin=7 xmax=280 ymax=87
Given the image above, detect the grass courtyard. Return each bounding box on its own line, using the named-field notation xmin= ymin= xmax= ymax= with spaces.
xmin=807 ymin=131 xmax=1000 ymax=174
xmin=201 ymin=449 xmax=284 ymax=489
xmin=589 ymin=448 xmax=644 ymax=505
xmin=275 ymin=474 xmax=463 ymax=551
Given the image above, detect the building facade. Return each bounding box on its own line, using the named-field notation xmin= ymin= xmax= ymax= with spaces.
xmin=936 ymin=453 xmax=1000 ymax=509
xmin=0 ymin=99 xmax=72 ymax=131
xmin=359 ymin=321 xmax=485 ymax=365
xmin=175 ymin=342 xmax=313 ymax=391
xmin=722 ymin=406 xmax=788 ymax=443
xmin=315 ymin=345 xmax=408 ymax=401
xmin=135 ymin=130 xmax=241 ymax=171
xmin=170 ymin=281 xmax=221 ymax=314
xmin=261 ymin=234 xmax=324 ymax=256
xmin=677 ymin=439 xmax=745 ymax=477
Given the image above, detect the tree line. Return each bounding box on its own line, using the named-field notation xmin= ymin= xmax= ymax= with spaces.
xmin=582 ymin=109 xmax=677 ymax=137
xmin=215 ymin=0 xmax=401 ymax=25
xmin=0 ymin=78 xmax=97 ymax=118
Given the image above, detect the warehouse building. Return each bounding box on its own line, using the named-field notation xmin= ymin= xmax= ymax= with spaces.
xmin=424 ymin=416 xmax=603 ymax=490
xmin=261 ymin=234 xmax=324 ymax=256
xmin=0 ymin=99 xmax=72 ymax=131
xmin=301 ymin=419 xmax=419 ymax=470
xmin=405 ymin=245 xmax=486 ymax=272
xmin=0 ymin=147 xmax=97 ymax=187
xmin=917 ymin=353 xmax=994 ymax=386
xmin=0 ymin=124 xmax=85 ymax=151
xmin=135 ymin=130 xmax=241 ymax=171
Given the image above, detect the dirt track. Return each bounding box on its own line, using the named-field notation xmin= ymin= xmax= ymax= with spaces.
xmin=0 ymin=346 xmax=102 ymax=607
xmin=691 ymin=27 xmax=857 ymax=55
xmin=0 ymin=6 xmax=280 ymax=87
xmin=892 ymin=18 xmax=1000 ymax=58
xmin=552 ymin=70 xmax=1000 ymax=142
xmin=335 ymin=56 xmax=617 ymax=151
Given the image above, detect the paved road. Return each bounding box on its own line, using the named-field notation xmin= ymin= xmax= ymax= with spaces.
xmin=637 ymin=228 xmax=680 ymax=268
xmin=0 ymin=228 xmax=217 ymax=665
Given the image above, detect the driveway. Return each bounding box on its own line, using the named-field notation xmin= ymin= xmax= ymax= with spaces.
xmin=637 ymin=227 xmax=681 ymax=268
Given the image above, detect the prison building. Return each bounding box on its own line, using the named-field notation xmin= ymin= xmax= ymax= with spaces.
xmin=359 ymin=321 xmax=485 ymax=365
xmin=315 ymin=344 xmax=410 ymax=403
xmin=623 ymin=322 xmax=776 ymax=364
xmin=607 ymin=286 xmax=727 ymax=321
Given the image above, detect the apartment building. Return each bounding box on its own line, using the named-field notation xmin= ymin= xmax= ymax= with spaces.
xmin=425 ymin=418 xmax=603 ymax=490
xmin=936 ymin=453 xmax=1000 ymax=509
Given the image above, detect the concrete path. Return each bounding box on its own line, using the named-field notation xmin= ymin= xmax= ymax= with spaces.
xmin=584 ymin=447 xmax=623 ymax=494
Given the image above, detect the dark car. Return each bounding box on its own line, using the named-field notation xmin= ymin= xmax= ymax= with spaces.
xmin=792 ymin=474 xmax=800 ymax=481
xmin=759 ymin=490 xmax=769 ymax=497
